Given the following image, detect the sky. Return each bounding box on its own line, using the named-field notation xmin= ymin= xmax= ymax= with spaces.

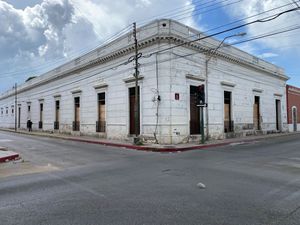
xmin=0 ymin=0 xmax=299 ymax=93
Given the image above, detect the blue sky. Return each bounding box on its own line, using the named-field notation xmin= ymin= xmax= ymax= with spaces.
xmin=0 ymin=0 xmax=299 ymax=93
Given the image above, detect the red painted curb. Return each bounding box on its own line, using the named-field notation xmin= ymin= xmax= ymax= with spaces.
xmin=0 ymin=153 xmax=19 ymax=163
xmin=65 ymin=137 xmax=241 ymax=152
xmin=0 ymin=128 xmax=272 ymax=153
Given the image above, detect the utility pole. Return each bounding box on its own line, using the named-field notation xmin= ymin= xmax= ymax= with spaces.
xmin=133 ymin=22 xmax=140 ymax=143
xmin=14 ymin=83 xmax=17 ymax=132
xmin=197 ymin=84 xmax=206 ymax=144
xmin=204 ymin=32 xmax=246 ymax=142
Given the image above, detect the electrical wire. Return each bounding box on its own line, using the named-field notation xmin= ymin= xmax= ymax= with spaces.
xmin=0 ymin=0 xmax=242 ymax=78
xmin=2 ymin=20 xmax=299 ymax=102
xmin=0 ymin=4 xmax=299 ymax=96
xmin=0 ymin=1 xmax=296 ymax=79
xmin=143 ymin=7 xmax=300 ymax=57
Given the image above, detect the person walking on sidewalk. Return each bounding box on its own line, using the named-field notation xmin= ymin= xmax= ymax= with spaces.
xmin=27 ymin=120 xmax=33 ymax=132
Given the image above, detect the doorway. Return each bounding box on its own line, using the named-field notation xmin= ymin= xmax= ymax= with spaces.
xmin=253 ymin=96 xmax=260 ymax=130
xmin=18 ymin=106 xmax=21 ymax=128
xmin=292 ymin=107 xmax=297 ymax=132
xmin=54 ymin=100 xmax=60 ymax=130
xmin=275 ymin=99 xmax=281 ymax=131
xmin=39 ymin=103 xmax=43 ymax=129
xmin=129 ymin=87 xmax=140 ymax=135
xmin=73 ymin=97 xmax=80 ymax=131
xmin=190 ymin=86 xmax=200 ymax=134
xmin=97 ymin=93 xmax=106 ymax=132
xmin=224 ymin=91 xmax=233 ymax=133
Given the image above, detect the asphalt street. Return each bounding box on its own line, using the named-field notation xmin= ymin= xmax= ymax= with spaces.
xmin=0 ymin=131 xmax=300 ymax=225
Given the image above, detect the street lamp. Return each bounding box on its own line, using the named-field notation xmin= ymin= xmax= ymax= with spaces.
xmin=204 ymin=32 xmax=246 ymax=142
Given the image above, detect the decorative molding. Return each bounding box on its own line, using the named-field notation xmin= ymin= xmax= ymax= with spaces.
xmin=221 ymin=81 xmax=236 ymax=87
xmin=185 ymin=74 xmax=205 ymax=82
xmin=123 ymin=75 xmax=144 ymax=83
xmin=38 ymin=99 xmax=44 ymax=102
xmin=252 ymin=88 xmax=263 ymax=93
xmin=53 ymin=94 xmax=61 ymax=99
xmin=93 ymin=82 xmax=108 ymax=89
xmin=274 ymin=93 xmax=283 ymax=97
xmin=288 ymin=87 xmax=300 ymax=94
xmin=71 ymin=89 xmax=82 ymax=95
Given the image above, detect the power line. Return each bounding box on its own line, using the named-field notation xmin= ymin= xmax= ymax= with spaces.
xmin=137 ymin=0 xmax=219 ymax=25
xmin=0 ymin=0 xmax=241 ymax=76
xmin=4 ymin=20 xmax=300 ymax=101
xmin=0 ymin=25 xmax=132 ymax=78
xmin=143 ymin=7 xmax=300 ymax=57
xmin=0 ymin=1 xmax=295 ymax=79
xmin=0 ymin=2 xmax=298 ymax=81
xmin=138 ymin=0 xmax=241 ymax=26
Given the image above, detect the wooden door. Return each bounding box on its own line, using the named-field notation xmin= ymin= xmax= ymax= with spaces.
xmin=253 ymin=96 xmax=260 ymax=130
xmin=55 ymin=100 xmax=60 ymax=122
xmin=129 ymin=87 xmax=140 ymax=135
xmin=75 ymin=97 xmax=80 ymax=122
xmin=190 ymin=86 xmax=200 ymax=134
xmin=275 ymin=100 xmax=281 ymax=131
xmin=98 ymin=93 xmax=105 ymax=122
xmin=224 ymin=91 xmax=232 ymax=133
xmin=40 ymin=103 xmax=43 ymax=122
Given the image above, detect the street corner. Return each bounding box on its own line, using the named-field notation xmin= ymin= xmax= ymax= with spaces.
xmin=0 ymin=149 xmax=20 ymax=163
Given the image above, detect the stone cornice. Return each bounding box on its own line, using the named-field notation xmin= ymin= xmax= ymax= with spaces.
xmin=274 ymin=93 xmax=283 ymax=97
xmin=93 ymin=82 xmax=108 ymax=89
xmin=221 ymin=81 xmax=236 ymax=87
xmin=288 ymin=86 xmax=300 ymax=94
xmin=71 ymin=89 xmax=82 ymax=95
xmin=123 ymin=75 xmax=144 ymax=83
xmin=185 ymin=74 xmax=205 ymax=82
xmin=252 ymin=88 xmax=263 ymax=93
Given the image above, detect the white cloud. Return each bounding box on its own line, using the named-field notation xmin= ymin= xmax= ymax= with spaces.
xmin=222 ymin=0 xmax=300 ymax=54
xmin=0 ymin=0 xmax=197 ymax=92
xmin=70 ymin=0 xmax=197 ymax=40
xmin=258 ymin=52 xmax=279 ymax=58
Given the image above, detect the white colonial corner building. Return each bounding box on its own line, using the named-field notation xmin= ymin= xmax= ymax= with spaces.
xmin=0 ymin=19 xmax=288 ymax=144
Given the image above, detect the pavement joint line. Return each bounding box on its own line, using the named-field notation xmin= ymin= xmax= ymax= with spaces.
xmin=0 ymin=128 xmax=299 ymax=153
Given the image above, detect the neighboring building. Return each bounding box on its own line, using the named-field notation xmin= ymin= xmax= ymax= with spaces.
xmin=0 ymin=19 xmax=289 ymax=144
xmin=286 ymin=85 xmax=300 ymax=132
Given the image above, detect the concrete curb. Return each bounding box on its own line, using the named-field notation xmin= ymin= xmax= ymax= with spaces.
xmin=0 ymin=128 xmax=299 ymax=153
xmin=65 ymin=137 xmax=240 ymax=152
xmin=0 ymin=152 xmax=19 ymax=163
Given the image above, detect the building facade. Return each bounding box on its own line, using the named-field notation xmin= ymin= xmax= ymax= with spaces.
xmin=286 ymin=85 xmax=300 ymax=132
xmin=0 ymin=19 xmax=289 ymax=144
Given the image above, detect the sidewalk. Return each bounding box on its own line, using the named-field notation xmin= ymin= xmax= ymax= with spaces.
xmin=1 ymin=128 xmax=299 ymax=153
